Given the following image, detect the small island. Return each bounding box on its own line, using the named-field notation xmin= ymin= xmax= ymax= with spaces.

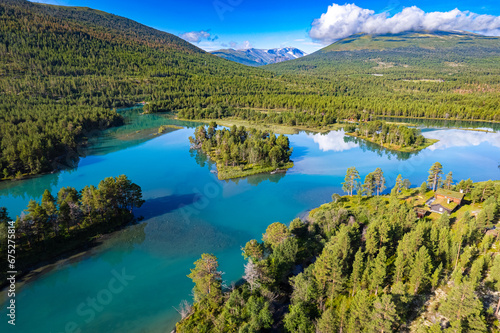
xmin=344 ymin=120 xmax=438 ymax=152
xmin=189 ymin=122 xmax=294 ymax=180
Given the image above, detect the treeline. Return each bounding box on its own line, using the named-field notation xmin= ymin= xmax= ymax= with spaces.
xmin=190 ymin=123 xmax=292 ymax=169
xmin=345 ymin=120 xmax=426 ymax=148
xmin=0 ymin=98 xmax=124 ymax=179
xmin=176 ymin=171 xmax=500 ymax=332
xmin=0 ymin=175 xmax=144 ymax=278
xmin=178 ymin=105 xmax=339 ymax=128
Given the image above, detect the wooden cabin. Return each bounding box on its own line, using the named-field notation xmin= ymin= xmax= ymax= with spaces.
xmin=435 ymin=188 xmax=464 ymax=205
xmin=415 ymin=208 xmax=427 ymax=219
xmin=430 ymin=189 xmax=464 ymax=214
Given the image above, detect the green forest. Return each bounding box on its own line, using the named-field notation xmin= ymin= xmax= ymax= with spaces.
xmin=2 ymin=0 xmax=500 ymax=179
xmin=189 ymin=123 xmax=293 ymax=180
xmin=176 ymin=166 xmax=500 ymax=332
xmin=0 ymin=175 xmax=144 ymax=282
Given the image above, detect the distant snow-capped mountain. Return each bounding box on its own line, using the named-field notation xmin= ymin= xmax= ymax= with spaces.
xmin=211 ymin=47 xmax=307 ymax=66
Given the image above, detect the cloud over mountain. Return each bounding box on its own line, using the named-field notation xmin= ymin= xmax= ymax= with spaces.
xmin=179 ymin=30 xmax=218 ymax=43
xmin=310 ymin=3 xmax=500 ymax=44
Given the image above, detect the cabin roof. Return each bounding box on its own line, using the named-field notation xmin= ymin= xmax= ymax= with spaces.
xmin=435 ymin=188 xmax=464 ymax=200
xmin=432 ymin=198 xmax=458 ymax=210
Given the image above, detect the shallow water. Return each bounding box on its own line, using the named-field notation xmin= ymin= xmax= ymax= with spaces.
xmin=1 ymin=112 xmax=499 ymax=332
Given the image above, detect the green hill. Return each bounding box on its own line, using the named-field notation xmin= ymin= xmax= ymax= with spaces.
xmin=321 ymin=30 xmax=499 ymax=52
xmin=267 ymin=31 xmax=500 ymax=78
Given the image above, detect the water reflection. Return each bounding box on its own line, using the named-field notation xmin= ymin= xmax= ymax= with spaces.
xmin=0 ymin=171 xmax=61 ymax=201
xmin=379 ymin=116 xmax=500 ymax=131
xmin=306 ymin=130 xmax=416 ymax=161
xmin=344 ymin=135 xmax=413 ymax=161
xmin=308 ymin=130 xmax=359 ymax=152
xmin=86 ymin=109 xmax=200 ymax=157
xmin=189 ymin=148 xmax=287 ymax=186
xmin=424 ymin=129 xmax=500 ymax=150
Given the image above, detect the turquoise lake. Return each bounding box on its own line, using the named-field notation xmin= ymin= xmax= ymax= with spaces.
xmin=1 ymin=110 xmax=500 ymax=332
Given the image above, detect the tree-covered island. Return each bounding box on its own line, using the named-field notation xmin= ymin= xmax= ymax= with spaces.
xmin=344 ymin=120 xmax=438 ymax=153
xmin=189 ymin=123 xmax=294 ymax=180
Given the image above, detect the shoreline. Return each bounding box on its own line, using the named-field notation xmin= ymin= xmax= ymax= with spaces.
xmin=377 ymin=115 xmax=500 ymax=125
xmin=0 ymin=217 xmax=137 ymax=291
xmin=215 ymin=161 xmax=294 ymax=180
xmin=176 ymin=116 xmax=341 ymax=135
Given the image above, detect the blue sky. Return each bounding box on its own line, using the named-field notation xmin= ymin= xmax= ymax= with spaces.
xmin=32 ymin=0 xmax=500 ymax=53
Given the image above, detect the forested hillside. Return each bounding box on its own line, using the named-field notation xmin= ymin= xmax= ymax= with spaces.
xmin=265 ymin=31 xmax=500 ymax=121
xmin=0 ymin=0 xmax=316 ymax=178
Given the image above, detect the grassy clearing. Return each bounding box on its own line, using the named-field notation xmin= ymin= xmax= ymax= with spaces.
xmin=216 ymin=161 xmax=294 ymax=180
xmin=312 ymin=189 xmax=490 ymax=224
xmin=157 ymin=124 xmax=183 ymax=133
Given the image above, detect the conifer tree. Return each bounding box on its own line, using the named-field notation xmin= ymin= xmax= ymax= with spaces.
xmin=427 ymin=162 xmax=444 ymax=191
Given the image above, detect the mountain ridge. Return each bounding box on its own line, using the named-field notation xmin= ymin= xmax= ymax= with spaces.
xmin=211 ymin=47 xmax=306 ymax=66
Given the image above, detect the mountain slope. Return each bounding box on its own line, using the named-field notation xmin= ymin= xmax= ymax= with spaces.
xmin=211 ymin=47 xmax=306 ymax=66
xmin=266 ymin=31 xmax=500 ymax=78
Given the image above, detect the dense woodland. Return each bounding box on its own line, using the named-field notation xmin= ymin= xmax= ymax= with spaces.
xmin=0 ymin=175 xmax=144 ymax=280
xmin=176 ymin=167 xmax=500 ymax=332
xmin=2 ymin=0 xmax=500 ymax=178
xmin=190 ymin=123 xmax=292 ymax=179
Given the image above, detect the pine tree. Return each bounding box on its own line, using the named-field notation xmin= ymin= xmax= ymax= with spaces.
xmin=363 ymin=172 xmax=376 ymax=197
xmin=373 ymin=168 xmax=386 ymax=196
xmin=187 ymin=253 xmax=223 ymax=302
xmin=342 ymin=167 xmax=360 ymax=196
xmin=347 ymin=289 xmax=372 ymax=332
xmin=409 ymin=246 xmax=432 ymax=294
xmin=420 ymin=181 xmax=428 ymax=195
xmin=427 ymin=162 xmax=443 ymax=191
xmin=394 ymin=174 xmax=403 ymax=195
xmin=370 ymin=247 xmax=387 ymax=296
xmin=444 ymin=171 xmax=454 ymax=190
xmin=350 ymin=249 xmax=365 ymax=296
xmin=439 ymin=281 xmax=486 ymax=332
xmin=490 ymin=255 xmax=500 ymax=316
xmin=368 ymin=294 xmax=399 ymax=333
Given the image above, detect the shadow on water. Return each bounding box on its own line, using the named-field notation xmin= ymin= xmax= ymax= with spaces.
xmin=12 ymin=222 xmax=147 ymax=289
xmin=289 ymin=145 xmax=309 ymax=162
xmin=136 ymin=194 xmax=200 ymax=220
xmin=344 ymin=135 xmax=413 ymax=161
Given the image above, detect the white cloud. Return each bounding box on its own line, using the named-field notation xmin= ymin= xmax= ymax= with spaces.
xmin=310 ymin=3 xmax=500 ymax=44
xmin=229 ymin=40 xmax=253 ymax=49
xmin=179 ymin=30 xmax=218 ymax=43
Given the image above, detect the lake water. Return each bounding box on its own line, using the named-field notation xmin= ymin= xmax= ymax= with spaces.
xmin=1 ymin=111 xmax=499 ymax=332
